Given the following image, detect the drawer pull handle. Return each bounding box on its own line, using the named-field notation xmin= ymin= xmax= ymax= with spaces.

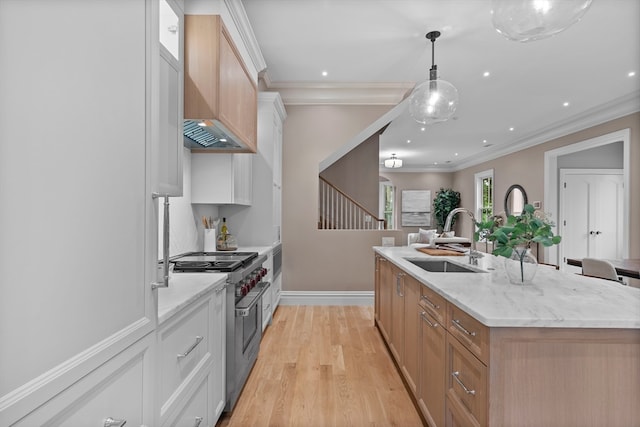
xmin=177 ymin=336 xmax=203 ymax=359
xmin=452 ymin=371 xmax=476 ymax=396
xmin=104 ymin=418 xmax=127 ymax=427
xmin=452 ymin=318 xmax=476 ymax=337
xmin=420 ymin=295 xmax=440 ymax=310
xmin=420 ymin=311 xmax=438 ymax=328
xmin=194 ymin=416 xmax=203 ymax=427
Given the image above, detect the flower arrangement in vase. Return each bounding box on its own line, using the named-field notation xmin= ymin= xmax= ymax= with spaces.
xmin=478 ymin=204 xmax=562 ymax=284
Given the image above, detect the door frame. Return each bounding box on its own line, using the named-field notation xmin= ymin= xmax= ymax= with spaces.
xmin=544 ymin=128 xmax=630 ymax=266
xmin=558 ymin=168 xmax=624 ymax=271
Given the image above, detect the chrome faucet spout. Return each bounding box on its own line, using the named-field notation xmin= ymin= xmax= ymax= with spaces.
xmin=443 ymin=207 xmax=482 ymax=265
xmin=444 ymin=207 xmax=475 ymax=232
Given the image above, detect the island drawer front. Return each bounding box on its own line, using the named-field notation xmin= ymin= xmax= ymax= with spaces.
xmin=446 ymin=334 xmax=487 ymax=427
xmin=419 ymin=286 xmax=447 ymax=324
xmin=447 ymin=304 xmax=489 ymax=364
xmin=159 ymin=298 xmax=211 ymax=408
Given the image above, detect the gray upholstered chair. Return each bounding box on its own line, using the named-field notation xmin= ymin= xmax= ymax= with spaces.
xmin=581 ymin=258 xmax=624 ymax=284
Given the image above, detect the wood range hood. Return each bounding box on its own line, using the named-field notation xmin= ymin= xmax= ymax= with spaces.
xmin=184 ymin=14 xmax=257 ymax=153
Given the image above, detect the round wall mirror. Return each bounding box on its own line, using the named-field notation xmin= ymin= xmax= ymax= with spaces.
xmin=504 ymin=184 xmax=528 ymax=217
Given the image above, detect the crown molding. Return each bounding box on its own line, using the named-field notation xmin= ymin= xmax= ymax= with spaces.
xmin=263 ymin=79 xmax=414 ymax=105
xmin=450 ymin=91 xmax=640 ymax=172
xmin=224 ymin=0 xmax=267 ymax=73
xmin=258 ymin=91 xmax=287 ymax=121
xmin=384 ymin=91 xmax=640 ymax=174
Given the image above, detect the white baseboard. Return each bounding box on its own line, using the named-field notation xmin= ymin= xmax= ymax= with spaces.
xmin=279 ymin=291 xmax=374 ymax=306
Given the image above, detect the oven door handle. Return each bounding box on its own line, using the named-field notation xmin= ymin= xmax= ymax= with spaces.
xmin=235 ymin=282 xmax=270 ymax=317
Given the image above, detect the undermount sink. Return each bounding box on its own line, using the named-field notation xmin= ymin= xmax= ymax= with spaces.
xmin=405 ymin=258 xmax=481 ymax=273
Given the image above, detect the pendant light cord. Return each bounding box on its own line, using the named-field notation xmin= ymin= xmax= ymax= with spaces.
xmin=426 ymin=30 xmax=441 ymax=81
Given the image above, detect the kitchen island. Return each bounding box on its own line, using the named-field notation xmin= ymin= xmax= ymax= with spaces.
xmin=373 ymin=246 xmax=640 ymax=427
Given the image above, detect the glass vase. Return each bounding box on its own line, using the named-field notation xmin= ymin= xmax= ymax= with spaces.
xmin=504 ymin=246 xmax=538 ymax=285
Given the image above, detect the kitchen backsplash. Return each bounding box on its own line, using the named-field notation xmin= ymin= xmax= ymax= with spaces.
xmin=158 ymin=148 xmax=219 ymax=258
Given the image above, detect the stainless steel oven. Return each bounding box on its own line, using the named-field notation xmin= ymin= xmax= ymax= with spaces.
xmin=170 ymin=251 xmax=270 ymax=412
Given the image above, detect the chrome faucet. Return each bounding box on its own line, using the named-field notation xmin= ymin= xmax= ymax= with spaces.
xmin=444 ymin=207 xmax=483 ymax=265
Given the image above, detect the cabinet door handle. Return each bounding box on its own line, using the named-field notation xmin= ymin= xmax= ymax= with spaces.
xmin=396 ymin=273 xmax=405 ymax=297
xmin=177 ymin=336 xmax=203 ymax=359
xmin=420 ymin=311 xmax=438 ymax=328
xmin=452 ymin=371 xmax=476 ymax=395
xmin=193 ymin=417 xmax=203 ymax=427
xmin=104 ymin=418 xmax=127 ymax=427
xmin=420 ymin=295 xmax=440 ymax=310
xmin=152 ymin=193 xmax=171 ymax=290
xmin=452 ymin=318 xmax=476 ymax=337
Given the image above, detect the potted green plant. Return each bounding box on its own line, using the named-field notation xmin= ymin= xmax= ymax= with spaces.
xmin=433 ymin=188 xmax=461 ymax=232
xmin=484 ymin=204 xmax=562 ymax=284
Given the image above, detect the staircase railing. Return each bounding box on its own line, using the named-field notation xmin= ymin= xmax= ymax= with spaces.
xmin=318 ymin=176 xmax=387 ymax=230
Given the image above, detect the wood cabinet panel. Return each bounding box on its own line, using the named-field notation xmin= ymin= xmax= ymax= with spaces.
xmin=418 ymin=309 xmax=446 ymax=427
xmin=389 ymin=267 xmax=405 ymax=363
xmin=184 ymin=15 xmax=257 ymax=152
xmin=402 ymin=274 xmax=421 ymax=395
xmin=446 ymin=334 xmax=487 ymax=427
xmin=219 ymin=27 xmax=257 ymax=152
xmin=447 ymin=304 xmax=489 ymax=365
xmin=420 ymin=285 xmax=447 ymax=324
xmin=376 ymin=257 xmax=393 ymax=342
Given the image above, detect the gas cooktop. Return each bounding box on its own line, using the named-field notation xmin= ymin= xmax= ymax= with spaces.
xmin=170 ymin=251 xmax=258 ymax=272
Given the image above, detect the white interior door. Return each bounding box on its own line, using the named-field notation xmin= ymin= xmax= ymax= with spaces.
xmin=560 ymin=169 xmax=623 ymax=272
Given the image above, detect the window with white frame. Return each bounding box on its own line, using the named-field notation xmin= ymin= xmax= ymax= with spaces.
xmin=475 ymin=169 xmax=494 ymax=225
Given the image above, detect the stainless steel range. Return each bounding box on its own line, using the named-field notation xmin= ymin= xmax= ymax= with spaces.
xmin=171 ymin=251 xmax=270 ymax=412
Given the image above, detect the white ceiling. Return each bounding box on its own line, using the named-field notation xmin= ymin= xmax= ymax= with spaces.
xmin=242 ymin=0 xmax=640 ymax=171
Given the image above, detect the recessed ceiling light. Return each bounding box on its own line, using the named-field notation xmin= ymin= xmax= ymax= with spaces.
xmin=509 ymin=127 xmax=514 ymax=131
xmin=483 ymin=71 xmax=490 ymax=77
xmin=563 ymin=101 xmax=570 ymax=107
xmin=406 ymin=139 xmax=411 ymax=143
xmin=482 ymin=139 xmax=488 ymax=144
xmin=434 ymin=162 xmax=438 ymax=165
xmin=321 ymin=71 xmax=328 ymax=77
xmin=629 ymin=71 xmax=636 ymax=77
xmin=420 ymin=127 xmax=426 ymax=132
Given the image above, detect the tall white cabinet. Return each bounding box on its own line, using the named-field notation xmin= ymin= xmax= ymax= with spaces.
xmin=222 ymin=93 xmax=286 ymax=245
xmin=0 ymin=1 xmax=177 ymax=425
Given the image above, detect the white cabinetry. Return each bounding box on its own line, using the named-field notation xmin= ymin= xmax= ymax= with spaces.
xmin=262 ymin=251 xmax=274 ymax=331
xmin=0 ymin=1 xmax=157 ymax=425
xmin=12 ymin=335 xmax=154 ymax=427
xmin=157 ymin=0 xmax=184 ymax=197
xmin=224 ymin=92 xmax=285 ymax=245
xmin=158 ymin=282 xmax=226 ymax=427
xmin=191 ymin=153 xmax=253 ymax=205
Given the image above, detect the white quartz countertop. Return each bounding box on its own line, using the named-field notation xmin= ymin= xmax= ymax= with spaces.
xmin=157 ymin=272 xmax=227 ymax=324
xmin=374 ymin=246 xmax=640 ymax=329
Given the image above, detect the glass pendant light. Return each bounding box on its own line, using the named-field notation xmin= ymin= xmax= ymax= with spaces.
xmin=409 ymin=31 xmax=459 ymax=125
xmin=491 ymin=0 xmax=593 ymax=42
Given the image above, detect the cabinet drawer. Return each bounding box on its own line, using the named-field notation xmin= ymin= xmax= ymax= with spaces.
xmin=446 ymin=335 xmax=487 ymax=427
xmin=13 ymin=335 xmax=151 ymax=427
xmin=163 ymin=374 xmax=210 ymax=427
xmin=159 ymin=299 xmax=211 ymax=407
xmin=419 ymin=285 xmax=447 ymax=324
xmin=447 ymin=304 xmax=489 ymax=364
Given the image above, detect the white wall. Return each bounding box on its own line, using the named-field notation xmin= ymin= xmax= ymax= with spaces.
xmin=159 ymin=148 xmax=220 ymax=258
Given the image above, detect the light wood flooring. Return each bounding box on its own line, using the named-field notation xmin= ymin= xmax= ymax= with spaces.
xmin=216 ymin=305 xmax=424 ymax=427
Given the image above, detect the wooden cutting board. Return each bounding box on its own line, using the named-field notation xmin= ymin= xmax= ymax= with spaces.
xmin=416 ymin=247 xmax=464 ymax=256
